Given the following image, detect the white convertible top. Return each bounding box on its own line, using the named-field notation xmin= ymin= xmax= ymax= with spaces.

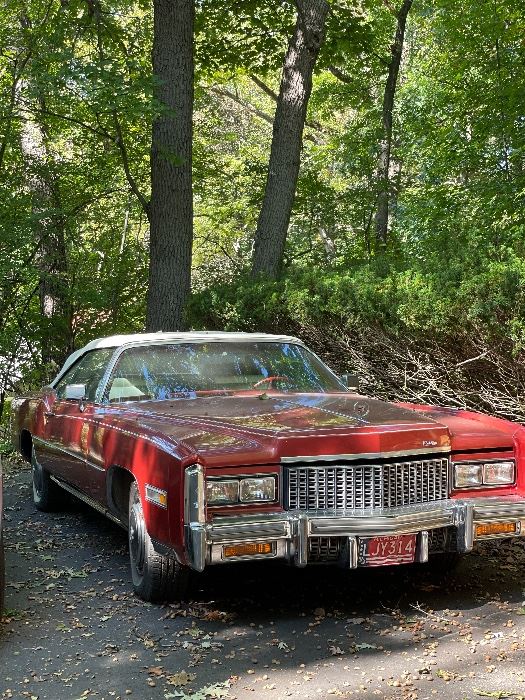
xmin=50 ymin=331 xmax=304 ymax=387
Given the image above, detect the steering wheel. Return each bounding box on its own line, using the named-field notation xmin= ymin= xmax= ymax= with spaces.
xmin=252 ymin=375 xmax=290 ymax=389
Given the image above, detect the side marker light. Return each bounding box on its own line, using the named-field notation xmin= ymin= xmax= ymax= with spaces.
xmin=223 ymin=542 xmax=274 ymax=558
xmin=475 ymin=522 xmax=519 ymax=537
xmin=145 ymin=484 xmax=168 ymax=508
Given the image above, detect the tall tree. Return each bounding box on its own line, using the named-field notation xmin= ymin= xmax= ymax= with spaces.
xmin=146 ymin=0 xmax=194 ymax=331
xmin=20 ymin=110 xmax=72 ymax=367
xmin=18 ymin=10 xmax=73 ymax=369
xmin=251 ymin=0 xmax=330 ymax=279
xmin=374 ymin=0 xmax=413 ymax=251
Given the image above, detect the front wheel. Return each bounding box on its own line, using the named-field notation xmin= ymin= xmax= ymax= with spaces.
xmin=128 ymin=482 xmax=189 ymax=602
xmin=32 ymin=445 xmax=63 ymax=512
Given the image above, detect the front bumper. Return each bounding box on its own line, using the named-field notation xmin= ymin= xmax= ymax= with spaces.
xmin=184 ymin=496 xmax=525 ymax=571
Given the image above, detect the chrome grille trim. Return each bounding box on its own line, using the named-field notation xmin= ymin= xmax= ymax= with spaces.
xmin=309 ymin=537 xmax=341 ymax=562
xmin=281 ymin=446 xmax=450 ymax=464
xmin=285 ymin=458 xmax=449 ymax=511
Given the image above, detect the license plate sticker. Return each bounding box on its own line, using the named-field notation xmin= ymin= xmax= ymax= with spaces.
xmin=358 ymin=534 xmax=417 ymax=567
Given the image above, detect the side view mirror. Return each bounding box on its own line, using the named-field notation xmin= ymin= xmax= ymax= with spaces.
xmin=42 ymin=386 xmax=57 ymax=408
xmin=341 ymin=373 xmax=360 ymax=392
xmin=64 ymin=384 xmax=87 ymax=400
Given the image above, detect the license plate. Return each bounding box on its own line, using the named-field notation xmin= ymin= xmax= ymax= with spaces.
xmin=358 ymin=534 xmax=417 ymax=567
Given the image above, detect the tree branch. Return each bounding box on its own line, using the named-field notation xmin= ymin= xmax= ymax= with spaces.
xmin=249 ymin=74 xmax=278 ymax=102
xmin=66 ymin=188 xmax=120 ymax=216
xmin=210 ymin=85 xmax=321 ymax=144
xmin=209 ymin=86 xmax=275 ymax=125
xmin=112 ymin=111 xmax=150 ymax=217
xmin=250 ymin=75 xmax=324 ymax=133
xmin=328 ymin=65 xmax=352 ymax=83
xmin=20 ymin=103 xmax=112 ymax=139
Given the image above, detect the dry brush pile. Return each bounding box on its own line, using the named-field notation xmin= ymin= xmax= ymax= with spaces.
xmin=303 ymin=323 xmax=525 ymax=423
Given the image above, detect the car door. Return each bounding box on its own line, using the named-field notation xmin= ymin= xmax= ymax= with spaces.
xmin=44 ymin=348 xmax=114 ymax=494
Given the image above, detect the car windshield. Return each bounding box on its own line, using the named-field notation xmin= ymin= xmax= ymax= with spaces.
xmin=105 ymin=342 xmax=346 ymax=402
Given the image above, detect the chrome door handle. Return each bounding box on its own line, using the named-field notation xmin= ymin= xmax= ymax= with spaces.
xmin=44 ymin=411 xmax=55 ymax=417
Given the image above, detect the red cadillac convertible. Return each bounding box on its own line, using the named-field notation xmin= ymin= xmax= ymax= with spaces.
xmin=10 ymin=332 xmax=525 ymax=602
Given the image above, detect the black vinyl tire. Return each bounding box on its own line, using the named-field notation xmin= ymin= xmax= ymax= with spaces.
xmin=31 ymin=445 xmax=63 ymax=512
xmin=128 ymin=482 xmax=189 ymax=603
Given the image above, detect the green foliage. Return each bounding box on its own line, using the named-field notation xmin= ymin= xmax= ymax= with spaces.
xmin=2 ymin=0 xmax=525 ymax=420
xmin=188 ymin=255 xmax=525 ymax=354
xmin=0 ymin=0 xmax=151 ymax=413
xmin=0 ymin=398 xmax=14 ymax=456
xmin=196 ymin=2 xmax=293 ymax=74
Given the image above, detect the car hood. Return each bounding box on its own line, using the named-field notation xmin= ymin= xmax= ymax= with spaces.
xmin=107 ymin=393 xmax=456 ymax=466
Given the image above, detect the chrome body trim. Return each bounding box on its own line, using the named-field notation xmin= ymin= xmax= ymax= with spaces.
xmin=347 ymin=536 xmax=358 ymax=568
xmin=281 ymin=446 xmax=451 ymax=464
xmin=184 ymin=465 xmax=205 ymax=524
xmin=472 ymin=496 xmax=525 ymax=519
xmin=50 ymin=476 xmax=125 ymax=528
xmin=187 ymin=496 xmax=525 ymax=569
xmin=416 ymin=530 xmax=429 ymax=563
xmin=184 ymin=464 xmax=206 ymax=571
xmin=186 ymin=524 xmax=206 ymax=571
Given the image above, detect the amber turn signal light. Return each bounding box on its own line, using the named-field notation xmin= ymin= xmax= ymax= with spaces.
xmin=475 ymin=522 xmax=518 ymax=537
xmin=223 ymin=542 xmax=274 ymax=558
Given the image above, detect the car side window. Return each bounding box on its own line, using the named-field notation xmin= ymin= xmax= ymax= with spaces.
xmin=54 ymin=349 xmax=115 ymax=402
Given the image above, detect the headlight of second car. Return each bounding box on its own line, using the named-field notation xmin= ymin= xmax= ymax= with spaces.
xmin=206 ymin=476 xmax=277 ymax=504
xmin=454 ymin=460 xmax=515 ymax=489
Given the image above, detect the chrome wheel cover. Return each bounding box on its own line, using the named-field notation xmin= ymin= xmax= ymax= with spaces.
xmin=32 ymin=452 xmax=43 ymax=498
xmin=129 ymin=498 xmax=146 ymax=575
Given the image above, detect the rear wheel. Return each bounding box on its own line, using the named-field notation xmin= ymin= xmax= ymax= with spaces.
xmin=32 ymin=446 xmax=63 ymax=511
xmin=128 ymin=482 xmax=189 ymax=602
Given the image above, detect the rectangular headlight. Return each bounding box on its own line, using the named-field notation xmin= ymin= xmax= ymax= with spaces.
xmin=239 ymin=477 xmax=276 ymax=503
xmin=206 ymin=479 xmax=239 ymax=504
xmin=483 ymin=461 xmax=515 ymax=485
xmin=454 ymin=463 xmax=482 ymax=488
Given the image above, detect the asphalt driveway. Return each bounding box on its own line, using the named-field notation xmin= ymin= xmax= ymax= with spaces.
xmin=2 ymin=460 xmax=525 ymax=700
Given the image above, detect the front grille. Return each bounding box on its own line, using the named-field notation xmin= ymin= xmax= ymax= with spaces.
xmin=285 ymin=457 xmax=449 ymax=511
xmin=429 ymin=527 xmax=457 ymax=553
xmin=309 ymin=537 xmax=341 ymax=562
xmin=428 ymin=527 xmax=447 ymax=552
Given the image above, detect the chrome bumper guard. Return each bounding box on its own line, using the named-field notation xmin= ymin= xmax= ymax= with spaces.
xmin=184 ymin=496 xmax=525 ymax=572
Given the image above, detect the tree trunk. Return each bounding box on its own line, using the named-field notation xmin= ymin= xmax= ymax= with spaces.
xmin=20 ymin=107 xmax=72 ymax=370
xmin=251 ymin=0 xmax=330 ymax=279
xmin=375 ymin=0 xmax=413 ymax=251
xmin=146 ymin=0 xmax=194 ymax=331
